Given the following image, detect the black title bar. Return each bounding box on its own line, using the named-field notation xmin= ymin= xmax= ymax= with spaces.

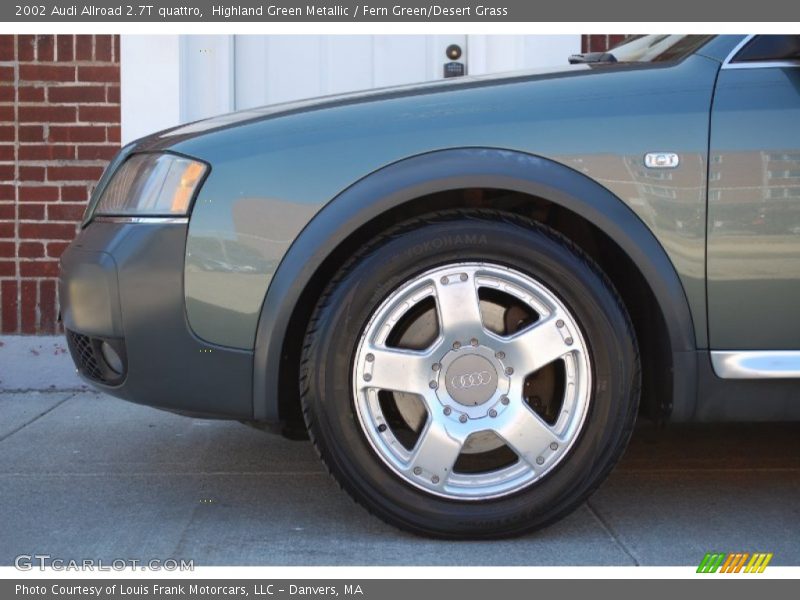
xmin=4 ymin=0 xmax=800 ymax=22
xmin=4 ymin=579 xmax=798 ymax=600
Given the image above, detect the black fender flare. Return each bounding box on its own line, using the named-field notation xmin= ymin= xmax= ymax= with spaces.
xmin=252 ymin=148 xmax=698 ymax=422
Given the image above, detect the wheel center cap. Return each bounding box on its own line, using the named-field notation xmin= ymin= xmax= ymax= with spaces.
xmin=444 ymin=354 xmax=499 ymax=406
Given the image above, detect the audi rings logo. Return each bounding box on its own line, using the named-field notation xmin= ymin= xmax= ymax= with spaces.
xmin=451 ymin=371 xmax=493 ymax=389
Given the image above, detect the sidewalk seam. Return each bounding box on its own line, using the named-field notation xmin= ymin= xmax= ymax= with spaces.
xmin=0 ymin=392 xmax=75 ymax=444
xmin=0 ymin=388 xmax=87 ymax=394
xmin=586 ymin=499 xmax=641 ymax=566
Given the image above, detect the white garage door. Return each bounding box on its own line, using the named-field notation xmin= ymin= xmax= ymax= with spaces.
xmin=121 ymin=35 xmax=581 ymax=143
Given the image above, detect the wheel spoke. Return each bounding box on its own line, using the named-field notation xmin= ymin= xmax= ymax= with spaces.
xmin=495 ymin=405 xmax=560 ymax=468
xmin=352 ymin=261 xmax=593 ymax=500
xmin=500 ymin=316 xmax=572 ymax=376
xmin=433 ymin=274 xmax=484 ymax=340
xmin=408 ymin=418 xmax=464 ymax=486
xmin=359 ymin=346 xmax=433 ymax=395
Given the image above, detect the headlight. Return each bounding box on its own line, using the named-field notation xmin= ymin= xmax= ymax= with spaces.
xmin=93 ymin=153 xmax=207 ymax=217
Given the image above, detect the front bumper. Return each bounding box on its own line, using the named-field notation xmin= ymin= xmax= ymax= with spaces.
xmin=59 ymin=220 xmax=254 ymax=419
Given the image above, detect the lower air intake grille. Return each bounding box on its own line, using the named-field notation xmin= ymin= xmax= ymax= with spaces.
xmin=66 ymin=330 xmax=110 ymax=384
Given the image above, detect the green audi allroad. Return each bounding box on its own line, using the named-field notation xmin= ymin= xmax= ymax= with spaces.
xmin=60 ymin=35 xmax=800 ymax=538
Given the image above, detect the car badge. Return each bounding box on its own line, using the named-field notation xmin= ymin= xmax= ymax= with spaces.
xmin=644 ymin=152 xmax=680 ymax=168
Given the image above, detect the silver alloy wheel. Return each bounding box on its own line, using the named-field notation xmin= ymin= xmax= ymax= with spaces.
xmin=353 ymin=262 xmax=592 ymax=500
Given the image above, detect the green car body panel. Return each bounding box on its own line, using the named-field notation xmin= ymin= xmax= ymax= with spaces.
xmin=61 ymin=34 xmax=800 ymax=426
xmin=174 ymin=55 xmax=717 ymax=350
xmin=707 ymin=65 xmax=800 ymax=349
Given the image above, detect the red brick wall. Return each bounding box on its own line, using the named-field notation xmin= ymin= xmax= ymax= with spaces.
xmin=0 ymin=34 xmax=625 ymax=335
xmin=581 ymin=35 xmax=632 ymax=53
xmin=0 ymin=34 xmax=120 ymax=334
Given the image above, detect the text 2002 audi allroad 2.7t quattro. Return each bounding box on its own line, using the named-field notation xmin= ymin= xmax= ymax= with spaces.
xmin=60 ymin=35 xmax=800 ymax=538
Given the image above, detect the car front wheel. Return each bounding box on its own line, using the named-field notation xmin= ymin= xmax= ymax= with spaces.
xmin=300 ymin=212 xmax=639 ymax=538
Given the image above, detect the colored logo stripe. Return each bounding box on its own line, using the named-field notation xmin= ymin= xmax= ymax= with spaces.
xmin=697 ymin=552 xmax=773 ymax=573
xmin=720 ymin=553 xmax=748 ymax=573
xmin=697 ymin=553 xmax=725 ymax=573
xmin=745 ymin=553 xmax=773 ymax=573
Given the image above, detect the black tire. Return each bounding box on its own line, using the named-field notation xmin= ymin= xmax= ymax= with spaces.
xmin=300 ymin=211 xmax=639 ymax=539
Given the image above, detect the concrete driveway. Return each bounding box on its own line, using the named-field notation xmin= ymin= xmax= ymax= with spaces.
xmin=1 ymin=389 xmax=799 ymax=566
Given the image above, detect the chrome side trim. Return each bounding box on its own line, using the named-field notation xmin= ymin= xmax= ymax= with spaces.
xmin=721 ymin=34 xmax=755 ymax=67
xmin=93 ymin=216 xmax=189 ymax=225
xmin=723 ymin=60 xmax=800 ymax=70
xmin=721 ymin=34 xmax=800 ymax=70
xmin=711 ymin=351 xmax=800 ymax=379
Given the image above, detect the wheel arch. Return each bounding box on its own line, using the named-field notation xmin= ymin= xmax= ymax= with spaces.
xmin=252 ymin=148 xmax=698 ymax=428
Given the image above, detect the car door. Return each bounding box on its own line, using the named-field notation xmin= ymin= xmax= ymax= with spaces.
xmin=707 ymin=36 xmax=800 ymax=367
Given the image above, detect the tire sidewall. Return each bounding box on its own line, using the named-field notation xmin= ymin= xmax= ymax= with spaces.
xmin=304 ymin=217 xmax=637 ymax=536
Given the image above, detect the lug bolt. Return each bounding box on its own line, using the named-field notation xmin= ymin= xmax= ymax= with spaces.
xmin=432 ymin=363 xmax=441 ymax=371
xmin=366 ymin=353 xmax=374 ymax=362
xmin=470 ymin=338 xmax=479 ymax=347
xmin=429 ymin=381 xmax=438 ymax=389
xmin=440 ymin=276 xmax=449 ymax=285
xmin=459 ymin=414 xmax=468 ymax=423
xmin=565 ymin=337 xmax=574 ymax=346
xmin=505 ymin=367 xmax=514 ymax=376
xmin=460 ymin=273 xmax=468 ymax=282
xmin=377 ymin=424 xmax=387 ymax=433
xmin=556 ymin=319 xmax=565 ymax=328
xmin=444 ymin=406 xmax=452 ymax=416
xmin=495 ymin=351 xmax=505 ymax=360
xmin=536 ymin=457 xmax=545 ymax=465
xmin=432 ymin=475 xmax=440 ymax=484
xmin=363 ymin=374 xmax=372 ymax=382
xmin=501 ymin=395 xmax=509 ymax=405
xmin=452 ymin=341 xmax=461 ymax=350
xmin=489 ymin=409 xmax=497 ymax=418
xmin=413 ymin=466 xmax=422 ymax=475
xmin=550 ymin=442 xmax=558 ymax=451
